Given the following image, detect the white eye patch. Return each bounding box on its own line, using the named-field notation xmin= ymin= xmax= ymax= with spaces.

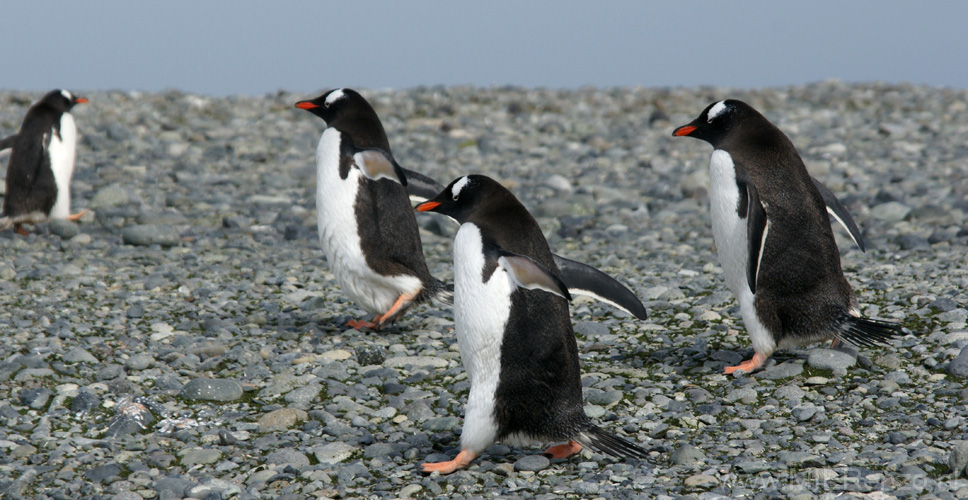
xmin=325 ymin=88 xmax=345 ymax=106
xmin=60 ymin=89 xmax=73 ymax=101
xmin=451 ymin=176 xmax=470 ymax=200
xmin=707 ymin=100 xmax=727 ymax=122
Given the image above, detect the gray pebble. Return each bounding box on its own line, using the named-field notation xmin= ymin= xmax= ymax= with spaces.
xmin=807 ymin=348 xmax=856 ymax=374
xmin=514 ymin=454 xmax=550 ymax=472
xmin=670 ymin=443 xmax=705 ymax=465
xmin=179 ymin=378 xmax=243 ymax=402
xmin=121 ymin=224 xmax=181 ymax=247
xmin=266 ymin=448 xmax=310 ymax=467
xmin=48 ymin=219 xmax=81 ymax=239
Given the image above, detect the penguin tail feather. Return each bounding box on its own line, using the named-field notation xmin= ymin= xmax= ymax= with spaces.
xmin=837 ymin=316 xmax=904 ymax=348
xmin=574 ymin=425 xmax=649 ymax=460
xmin=419 ymin=278 xmax=453 ymax=306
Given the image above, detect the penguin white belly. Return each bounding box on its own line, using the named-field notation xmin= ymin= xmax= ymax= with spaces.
xmin=453 ymin=223 xmax=510 ymax=453
xmin=48 ymin=113 xmax=77 ymax=219
xmin=315 ymin=129 xmax=420 ymax=315
xmin=708 ymin=150 xmax=776 ymax=356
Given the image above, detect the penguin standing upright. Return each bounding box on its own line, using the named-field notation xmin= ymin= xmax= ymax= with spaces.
xmin=294 ymin=88 xmax=450 ymax=330
xmin=1 ymin=89 xmax=88 ymax=235
xmin=416 ymin=175 xmax=648 ymax=474
xmin=672 ymin=99 xmax=902 ymax=374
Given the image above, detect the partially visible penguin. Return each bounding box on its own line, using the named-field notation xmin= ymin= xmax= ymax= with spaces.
xmin=415 ymin=175 xmax=648 ymax=474
xmin=0 ymin=89 xmax=89 ymax=235
xmin=294 ymin=88 xmax=450 ymax=330
xmin=673 ymin=99 xmax=902 ymax=374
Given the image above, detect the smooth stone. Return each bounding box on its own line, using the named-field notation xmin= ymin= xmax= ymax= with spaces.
xmin=670 ymin=443 xmax=706 ymax=465
xmin=807 ymin=348 xmax=856 ymax=374
xmin=284 ymin=384 xmax=323 ymax=407
xmin=735 ymin=461 xmax=771 ymax=473
xmin=313 ymin=442 xmax=356 ymax=464
xmin=587 ymin=390 xmax=623 ymax=406
xmin=399 ymin=484 xmax=423 ymax=498
xmin=258 ymin=408 xmax=308 ymax=431
xmin=684 ymin=474 xmax=719 ymax=489
xmin=18 ymin=388 xmax=53 ymax=410
xmin=421 ymin=416 xmax=459 ymax=432
xmin=121 ymin=224 xmax=181 ymax=247
xmin=949 ymin=441 xmax=968 ymax=477
xmin=89 ymin=185 xmax=131 ymax=208
xmin=574 ymin=321 xmax=609 ymax=337
xmin=186 ymin=479 xmax=242 ymax=500
xmin=758 ymin=361 xmax=804 ymax=379
xmin=124 ymin=353 xmax=155 ymax=371
xmin=63 ymin=347 xmax=99 ymax=364
xmin=948 ymin=345 xmax=968 ymax=378
xmin=266 ymin=449 xmax=310 ymax=467
xmin=384 ymin=356 xmax=449 ymax=369
xmin=178 ymin=448 xmax=222 ymax=466
xmin=71 ymin=391 xmax=101 ymax=413
xmin=48 ymin=219 xmax=80 ymax=239
xmin=179 ymin=378 xmax=243 ymax=402
xmin=869 ymin=201 xmax=912 ymax=222
xmin=514 ymin=455 xmax=550 ymax=472
xmin=84 ymin=463 xmax=122 ymax=483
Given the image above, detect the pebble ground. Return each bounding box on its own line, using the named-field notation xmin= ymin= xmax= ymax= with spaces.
xmin=0 ymin=82 xmax=966 ymax=499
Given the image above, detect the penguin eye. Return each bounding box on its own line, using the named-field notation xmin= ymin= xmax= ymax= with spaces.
xmin=452 ymin=193 xmax=459 ymax=201
xmin=323 ymin=101 xmax=330 ymax=109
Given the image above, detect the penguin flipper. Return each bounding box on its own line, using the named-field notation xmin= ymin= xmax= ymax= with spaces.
xmin=574 ymin=425 xmax=649 ymax=460
xmin=352 ymin=148 xmax=408 ymax=186
xmin=0 ymin=134 xmax=17 ymax=151
xmin=811 ymin=177 xmax=865 ymax=252
xmin=552 ymin=254 xmax=648 ymax=319
xmin=745 ymin=183 xmax=768 ymax=295
xmin=401 ymin=168 xmax=446 ymax=204
xmin=496 ymin=251 xmax=571 ymax=301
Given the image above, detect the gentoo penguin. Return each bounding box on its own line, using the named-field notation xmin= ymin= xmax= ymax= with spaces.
xmin=1 ymin=89 xmax=88 ymax=235
xmin=294 ymin=88 xmax=450 ymax=330
xmin=404 ymin=173 xmax=649 ymax=320
xmin=415 ymin=175 xmax=648 ymax=474
xmin=672 ymin=99 xmax=901 ymax=374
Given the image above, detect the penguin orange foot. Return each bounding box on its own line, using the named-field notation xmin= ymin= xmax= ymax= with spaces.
xmin=67 ymin=209 xmax=88 ymax=221
xmin=420 ymin=450 xmax=479 ymax=474
xmin=345 ymin=291 xmax=418 ymax=331
xmin=723 ymin=352 xmax=768 ymax=375
xmin=14 ymin=223 xmax=29 ymax=236
xmin=543 ymin=441 xmax=583 ymax=459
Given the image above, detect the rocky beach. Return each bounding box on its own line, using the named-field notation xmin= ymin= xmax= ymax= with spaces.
xmin=0 ymin=82 xmax=966 ymax=499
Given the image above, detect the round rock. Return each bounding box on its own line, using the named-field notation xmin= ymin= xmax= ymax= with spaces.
xmin=122 ymin=224 xmax=181 ymax=247
xmin=514 ymin=454 xmax=550 ymax=472
xmin=179 ymin=378 xmax=243 ymax=402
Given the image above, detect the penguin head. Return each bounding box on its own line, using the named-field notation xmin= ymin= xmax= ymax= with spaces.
xmin=295 ymin=88 xmax=376 ymax=128
xmin=40 ymin=89 xmax=87 ymax=113
xmin=415 ymin=175 xmax=492 ymax=223
xmin=672 ymin=99 xmax=755 ymax=147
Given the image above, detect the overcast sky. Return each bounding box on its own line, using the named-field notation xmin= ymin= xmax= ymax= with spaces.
xmin=3 ymin=1 xmax=966 ymax=96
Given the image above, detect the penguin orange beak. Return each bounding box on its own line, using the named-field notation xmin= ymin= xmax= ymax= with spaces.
xmin=75 ymin=97 xmax=88 ymax=104
xmin=672 ymin=125 xmax=696 ymax=137
xmin=295 ymin=101 xmax=318 ymax=110
xmin=415 ymin=201 xmax=440 ymax=212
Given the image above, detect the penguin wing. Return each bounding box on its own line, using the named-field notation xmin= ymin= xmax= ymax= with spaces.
xmin=0 ymin=134 xmax=17 ymax=151
xmin=745 ymin=182 xmax=768 ymax=295
xmin=552 ymin=254 xmax=648 ymax=319
xmin=401 ymin=168 xmax=446 ymax=204
xmin=495 ymin=250 xmax=572 ymax=301
xmin=811 ymin=177 xmax=865 ymax=252
xmin=352 ymin=148 xmax=408 ymax=186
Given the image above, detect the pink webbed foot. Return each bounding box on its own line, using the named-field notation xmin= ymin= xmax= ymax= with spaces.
xmin=421 ymin=449 xmax=479 ymax=475
xmin=543 ymin=440 xmax=583 ymax=459
xmin=724 ymin=352 xmax=768 ymax=374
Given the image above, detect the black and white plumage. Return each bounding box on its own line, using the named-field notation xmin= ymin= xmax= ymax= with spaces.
xmin=416 ymin=175 xmax=648 ymax=474
xmin=1 ymin=89 xmax=88 ymax=235
xmin=673 ymin=99 xmax=901 ymax=374
xmin=409 ymin=172 xmax=648 ymax=320
xmin=295 ymin=88 xmax=450 ymax=330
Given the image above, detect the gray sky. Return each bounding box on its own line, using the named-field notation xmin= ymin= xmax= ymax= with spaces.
xmin=3 ymin=1 xmax=966 ymax=96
